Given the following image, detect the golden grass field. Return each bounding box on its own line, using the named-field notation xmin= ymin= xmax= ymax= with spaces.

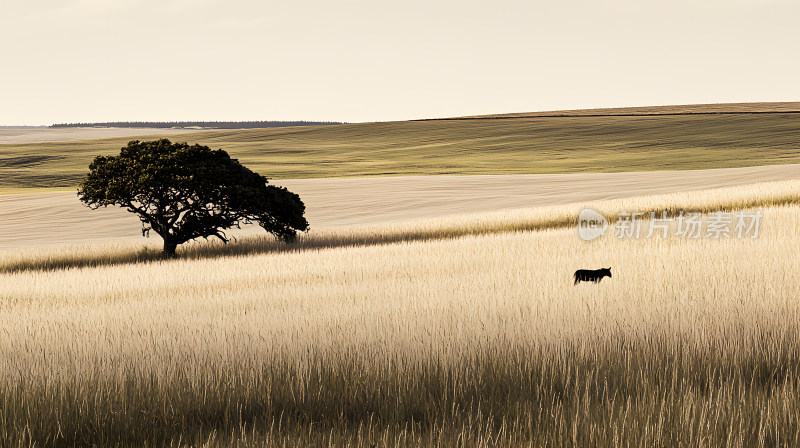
xmin=3 ymin=164 xmax=799 ymax=251
xmin=3 ymin=102 xmax=800 ymax=191
xmin=2 ymin=180 xmax=800 ymax=446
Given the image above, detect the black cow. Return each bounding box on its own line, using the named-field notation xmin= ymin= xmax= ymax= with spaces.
xmin=574 ymin=267 xmax=612 ymax=285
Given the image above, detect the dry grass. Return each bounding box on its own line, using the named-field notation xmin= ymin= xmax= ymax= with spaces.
xmin=4 ymin=109 xmax=800 ymax=191
xmin=1 ymin=182 xmax=799 ymax=446
xmin=5 ymin=165 xmax=799 ymax=251
xmin=3 ymin=179 xmax=799 ymax=274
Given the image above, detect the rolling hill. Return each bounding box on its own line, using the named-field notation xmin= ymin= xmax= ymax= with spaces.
xmin=2 ymin=102 xmax=800 ymax=191
xmin=452 ymin=101 xmax=800 ymax=119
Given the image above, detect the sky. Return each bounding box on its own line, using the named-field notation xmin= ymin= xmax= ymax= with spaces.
xmin=1 ymin=0 xmax=799 ymax=125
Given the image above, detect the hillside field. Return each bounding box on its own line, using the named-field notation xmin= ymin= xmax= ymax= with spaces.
xmin=3 ymin=164 xmax=799 ymax=251
xmin=2 ymin=104 xmax=800 ymax=446
xmin=3 ymin=106 xmax=800 ymax=191
xmin=1 ymin=181 xmax=800 ymax=445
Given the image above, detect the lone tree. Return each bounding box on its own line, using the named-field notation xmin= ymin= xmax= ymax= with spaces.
xmin=78 ymin=139 xmax=309 ymax=257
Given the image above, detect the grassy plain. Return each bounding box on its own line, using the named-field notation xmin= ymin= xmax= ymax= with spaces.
xmin=5 ymin=165 xmax=799 ymax=251
xmin=1 ymin=181 xmax=799 ymax=446
xmin=3 ymin=108 xmax=800 ymax=191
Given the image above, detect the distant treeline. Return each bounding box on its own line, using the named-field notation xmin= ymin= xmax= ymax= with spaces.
xmin=50 ymin=121 xmax=344 ymax=129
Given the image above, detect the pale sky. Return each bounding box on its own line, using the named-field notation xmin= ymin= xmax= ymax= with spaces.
xmin=1 ymin=0 xmax=798 ymax=125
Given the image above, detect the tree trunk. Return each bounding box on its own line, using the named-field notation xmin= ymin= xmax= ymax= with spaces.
xmin=162 ymin=238 xmax=178 ymax=258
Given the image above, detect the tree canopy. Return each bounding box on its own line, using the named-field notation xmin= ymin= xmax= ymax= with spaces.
xmin=78 ymin=139 xmax=309 ymax=257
